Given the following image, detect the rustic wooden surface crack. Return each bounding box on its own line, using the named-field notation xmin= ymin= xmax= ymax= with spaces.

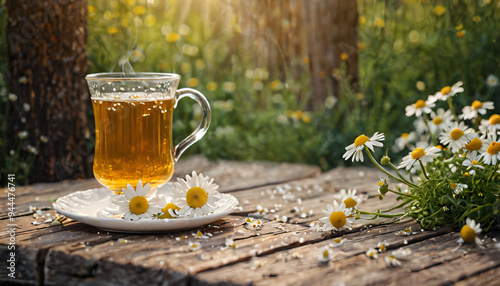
xmin=1 ymin=155 xmax=499 ymax=285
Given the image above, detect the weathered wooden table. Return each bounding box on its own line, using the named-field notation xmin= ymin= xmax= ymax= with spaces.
xmin=1 ymin=156 xmax=499 ymax=285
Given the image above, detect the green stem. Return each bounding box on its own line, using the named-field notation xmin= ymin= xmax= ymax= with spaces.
xmin=419 ymin=160 xmax=430 ymax=180
xmin=447 ymin=96 xmax=460 ymax=122
xmin=358 ymin=210 xmax=406 ymax=218
xmin=381 ymin=200 xmax=411 ymax=212
xmin=365 ymin=147 xmax=420 ymax=190
xmin=456 ymin=202 xmax=498 ymax=223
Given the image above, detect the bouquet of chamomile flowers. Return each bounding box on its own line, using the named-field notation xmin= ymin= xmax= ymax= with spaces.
xmin=343 ymin=81 xmax=500 ymax=236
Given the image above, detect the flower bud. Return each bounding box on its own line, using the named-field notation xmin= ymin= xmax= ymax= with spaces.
xmin=380 ymin=155 xmax=391 ymax=165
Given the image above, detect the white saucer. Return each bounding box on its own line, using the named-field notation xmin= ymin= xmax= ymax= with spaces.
xmin=53 ymin=184 xmax=239 ymax=233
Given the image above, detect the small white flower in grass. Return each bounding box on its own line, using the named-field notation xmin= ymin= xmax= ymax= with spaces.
xmin=450 ymin=183 xmax=468 ymax=195
xmin=366 ymin=248 xmax=378 ymax=259
xmin=405 ymin=97 xmax=435 ymax=117
xmin=8 ymin=93 xmax=17 ymax=101
xmin=462 ymin=157 xmax=485 ymax=170
xmin=429 ymin=108 xmax=454 ymax=134
xmin=458 ymin=218 xmax=482 ymax=245
xmin=480 ymin=140 xmax=500 ymax=165
xmin=19 ymin=76 xmax=28 ymax=84
xmin=486 ymin=74 xmax=499 ymax=87
xmin=319 ymin=200 xmax=354 ymax=231
xmin=318 ymin=246 xmax=333 ymax=263
xmin=460 ymin=100 xmax=494 ymax=120
xmin=333 ymin=189 xmax=361 ymax=209
xmin=113 ymin=180 xmax=161 ymax=221
xmin=171 ymin=171 xmax=221 ymax=218
xmin=430 ymin=81 xmax=464 ymax=101
xmin=188 ymin=241 xmax=202 ymax=251
xmin=343 ymin=132 xmax=384 ymax=162
xmin=398 ymin=146 xmax=440 ymax=170
xmin=479 ymin=114 xmax=500 ymax=135
xmin=440 ymin=122 xmax=477 ymax=153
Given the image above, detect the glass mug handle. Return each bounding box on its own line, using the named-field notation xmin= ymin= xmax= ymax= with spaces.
xmin=173 ymin=88 xmax=211 ymax=162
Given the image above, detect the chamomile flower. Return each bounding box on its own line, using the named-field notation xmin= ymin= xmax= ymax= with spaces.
xmin=332 ymin=189 xmax=361 ymax=209
xmin=462 ymin=156 xmax=485 ymax=170
xmin=171 ymin=171 xmax=221 ymax=217
xmin=458 ymin=218 xmax=482 ymax=245
xmin=429 ymin=109 xmax=454 ymax=134
xmin=440 ymin=122 xmax=477 ymax=153
xmin=479 ymin=114 xmax=500 ymax=135
xmin=318 ymin=246 xmax=333 ymax=263
xmin=480 ymin=140 xmax=500 ymax=165
xmin=384 ymin=254 xmax=402 ymax=267
xmin=377 ymin=240 xmax=389 ymax=252
xmin=225 ymin=237 xmax=236 ymax=248
xmin=460 ymin=100 xmax=494 ymax=120
xmin=343 ymin=132 xmax=385 ymax=162
xmin=405 ymin=97 xmax=436 ymax=117
xmin=366 ymin=248 xmax=378 ymax=259
xmin=430 ymin=81 xmax=464 ymax=101
xmin=464 ymin=135 xmax=490 ymax=160
xmin=450 ymin=183 xmax=468 ymax=195
xmin=318 ymin=200 xmax=354 ymax=231
xmin=188 ymin=241 xmax=202 ymax=251
xmin=157 ymin=196 xmax=181 ymax=219
xmin=392 ymin=132 xmax=417 ymax=152
xmin=398 ymin=146 xmax=440 ymax=170
xmin=486 ymin=74 xmax=499 ymax=87
xmin=113 ymin=180 xmax=161 ymax=221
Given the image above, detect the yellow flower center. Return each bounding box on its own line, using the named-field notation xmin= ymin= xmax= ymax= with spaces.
xmin=414 ymin=99 xmax=426 ymax=109
xmin=471 ymin=100 xmax=483 ymax=110
xmin=411 ymin=148 xmax=425 ymax=159
xmin=487 ymin=142 xmax=500 ymax=155
xmin=401 ymin=133 xmax=409 ymax=139
xmin=129 ymin=196 xmax=149 ymax=215
xmin=441 ymin=86 xmax=451 ymax=95
xmin=450 ymin=183 xmax=456 ymax=190
xmin=489 ymin=114 xmax=500 ymax=125
xmin=460 ymin=225 xmax=475 ymax=243
xmin=472 ymin=160 xmax=479 ymax=165
xmin=323 ymin=250 xmax=330 ymax=258
xmin=450 ymin=128 xmax=464 ymax=140
xmin=377 ymin=181 xmax=383 ymax=187
xmin=354 ymin=134 xmax=370 ymax=148
xmin=433 ymin=116 xmax=444 ymax=125
xmin=159 ymin=202 xmax=180 ymax=219
xmin=329 ymin=211 xmax=347 ymax=228
xmin=379 ymin=244 xmax=386 ymax=252
xmin=333 ymin=238 xmax=342 ymax=243
xmin=343 ymin=197 xmax=357 ymax=208
xmin=436 ymin=145 xmax=443 ymax=150
xmin=186 ymin=187 xmax=208 ymax=208
xmin=465 ymin=138 xmax=482 ymax=151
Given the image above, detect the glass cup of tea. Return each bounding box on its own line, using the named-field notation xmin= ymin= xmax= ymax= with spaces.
xmin=85 ymin=72 xmax=211 ymax=192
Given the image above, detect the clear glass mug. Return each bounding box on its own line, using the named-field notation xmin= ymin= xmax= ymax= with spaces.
xmin=86 ymin=73 xmax=211 ymax=192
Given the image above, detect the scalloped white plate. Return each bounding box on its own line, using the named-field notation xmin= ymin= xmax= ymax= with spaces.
xmin=53 ymin=184 xmax=239 ymax=233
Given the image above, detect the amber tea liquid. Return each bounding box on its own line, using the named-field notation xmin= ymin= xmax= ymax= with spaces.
xmin=92 ymin=97 xmax=175 ymax=191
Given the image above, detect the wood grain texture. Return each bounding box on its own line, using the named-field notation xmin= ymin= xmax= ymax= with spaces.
xmin=1 ymin=157 xmax=499 ymax=285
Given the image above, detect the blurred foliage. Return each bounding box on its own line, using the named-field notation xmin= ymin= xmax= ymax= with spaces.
xmin=1 ymin=0 xmax=500 ymax=184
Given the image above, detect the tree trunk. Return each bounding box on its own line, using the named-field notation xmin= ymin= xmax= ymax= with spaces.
xmin=6 ymin=0 xmax=91 ymax=183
